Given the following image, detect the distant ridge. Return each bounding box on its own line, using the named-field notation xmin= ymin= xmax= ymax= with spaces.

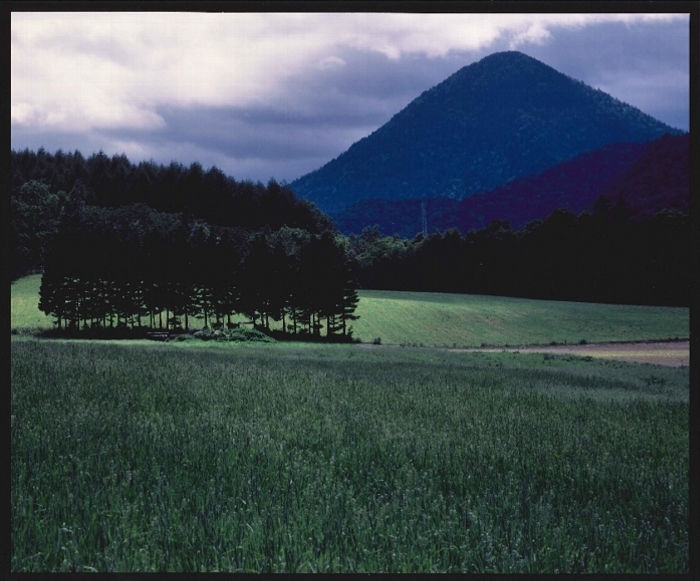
xmin=597 ymin=133 xmax=690 ymax=220
xmin=290 ymin=51 xmax=682 ymax=214
xmin=331 ymin=133 xmax=688 ymax=238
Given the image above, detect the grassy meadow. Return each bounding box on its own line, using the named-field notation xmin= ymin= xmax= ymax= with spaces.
xmin=11 ymin=275 xmax=689 ymax=347
xmin=11 ymin=274 xmax=690 ymax=572
xmin=11 ymin=338 xmax=688 ymax=573
xmin=11 ymin=275 xmax=52 ymax=329
xmin=353 ymin=289 xmax=689 ymax=347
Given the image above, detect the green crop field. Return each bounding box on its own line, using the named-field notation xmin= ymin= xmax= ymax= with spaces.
xmin=11 ymin=275 xmax=689 ymax=347
xmin=11 ymin=339 xmax=688 ymax=573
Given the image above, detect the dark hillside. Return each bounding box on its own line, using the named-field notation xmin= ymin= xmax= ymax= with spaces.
xmin=597 ymin=133 xmax=690 ymax=220
xmin=333 ymin=140 xmax=652 ymax=237
xmin=291 ymin=51 xmax=682 ymax=213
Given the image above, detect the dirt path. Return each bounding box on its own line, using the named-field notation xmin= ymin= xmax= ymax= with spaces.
xmin=453 ymin=340 xmax=689 ymax=367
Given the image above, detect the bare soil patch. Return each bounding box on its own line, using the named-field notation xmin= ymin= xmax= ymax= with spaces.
xmin=457 ymin=341 xmax=689 ymax=367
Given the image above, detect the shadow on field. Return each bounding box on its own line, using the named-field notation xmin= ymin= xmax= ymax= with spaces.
xmin=14 ymin=325 xmax=361 ymax=345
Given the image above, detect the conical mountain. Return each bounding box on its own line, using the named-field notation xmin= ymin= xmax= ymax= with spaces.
xmin=290 ymin=51 xmax=682 ymax=214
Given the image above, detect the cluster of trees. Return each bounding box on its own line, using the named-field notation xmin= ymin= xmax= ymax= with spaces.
xmin=346 ymin=200 xmax=690 ymax=307
xmin=38 ymin=202 xmax=359 ymax=338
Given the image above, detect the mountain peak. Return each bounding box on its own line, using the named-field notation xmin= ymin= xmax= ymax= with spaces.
xmin=474 ymin=50 xmax=540 ymax=64
xmin=291 ymin=51 xmax=681 ymax=214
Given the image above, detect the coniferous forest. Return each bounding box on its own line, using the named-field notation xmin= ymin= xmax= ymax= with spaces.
xmin=11 ymin=147 xmax=690 ymax=341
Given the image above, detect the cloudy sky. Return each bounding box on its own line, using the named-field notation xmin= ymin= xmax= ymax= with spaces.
xmin=11 ymin=11 xmax=689 ymax=183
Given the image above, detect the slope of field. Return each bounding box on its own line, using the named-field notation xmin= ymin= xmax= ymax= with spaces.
xmin=12 ymin=276 xmax=689 ymax=348
xmin=11 ymin=340 xmax=688 ymax=573
xmin=352 ymin=290 xmax=688 ymax=348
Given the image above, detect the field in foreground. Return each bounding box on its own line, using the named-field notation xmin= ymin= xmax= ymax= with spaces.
xmin=11 ymin=275 xmax=689 ymax=348
xmin=11 ymin=339 xmax=688 ymax=573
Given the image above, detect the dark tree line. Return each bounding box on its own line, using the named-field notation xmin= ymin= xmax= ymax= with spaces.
xmin=11 ymin=148 xmax=333 ymax=242
xmin=13 ymin=148 xmax=690 ymax=313
xmin=346 ymin=200 xmax=690 ymax=307
xmin=10 ymin=180 xmax=70 ymax=280
xmin=38 ymin=203 xmax=359 ymax=338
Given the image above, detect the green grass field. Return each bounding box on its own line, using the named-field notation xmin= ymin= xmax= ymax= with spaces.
xmin=11 ymin=275 xmax=689 ymax=347
xmin=10 ymin=275 xmax=690 ymax=572
xmin=353 ymin=289 xmax=688 ymax=347
xmin=11 ymin=339 xmax=688 ymax=573
xmin=11 ymin=275 xmax=52 ymax=329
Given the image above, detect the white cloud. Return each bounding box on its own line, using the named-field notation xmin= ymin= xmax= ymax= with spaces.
xmin=318 ymin=56 xmax=346 ymax=70
xmin=106 ymin=138 xmax=152 ymax=160
xmin=11 ymin=12 xmax=687 ymax=136
xmin=10 ymin=101 xmax=34 ymax=125
xmin=508 ymin=21 xmax=552 ymax=48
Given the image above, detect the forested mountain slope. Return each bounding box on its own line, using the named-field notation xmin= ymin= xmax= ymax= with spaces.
xmin=290 ymin=51 xmax=682 ymax=213
xmin=332 ymin=139 xmax=656 ymax=237
xmin=597 ymin=133 xmax=690 ymax=220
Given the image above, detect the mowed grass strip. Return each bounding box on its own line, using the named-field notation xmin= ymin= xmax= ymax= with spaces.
xmin=586 ymin=348 xmax=685 ymax=363
xmin=11 ymin=339 xmax=688 ymax=573
xmin=517 ymin=346 xmax=689 ymax=367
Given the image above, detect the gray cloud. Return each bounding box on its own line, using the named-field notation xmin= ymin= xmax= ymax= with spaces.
xmin=11 ymin=14 xmax=689 ymax=183
xmin=95 ymin=49 xmax=491 ymax=181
